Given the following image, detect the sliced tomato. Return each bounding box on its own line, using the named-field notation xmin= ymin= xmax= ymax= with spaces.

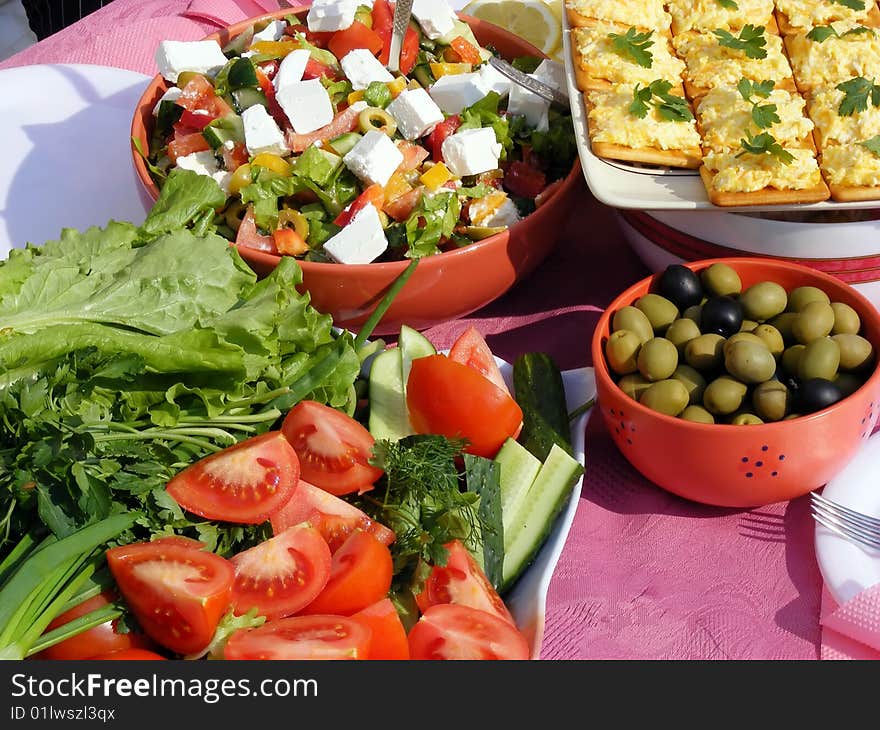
xmin=270 ymin=479 xmax=395 ymax=553
xmin=448 ymin=36 xmax=483 ymax=65
xmin=36 ymin=590 xmax=154 ymax=661
xmin=229 ymin=524 xmax=331 ymax=620
xmin=328 ymin=21 xmax=383 ymax=59
xmin=373 ymin=0 xmax=394 ymax=63
xmin=273 ymin=227 xmax=309 ymax=255
xmin=178 ymin=108 xmax=214 ymax=130
xmin=448 ymin=326 xmax=510 ymax=394
xmin=224 ymin=615 xmax=371 ymax=659
xmin=106 ymin=541 xmax=234 ymax=656
xmin=281 ymin=401 xmax=383 ymax=496
xmin=399 ymin=24 xmax=420 ymax=76
xmin=221 ymin=141 xmax=249 ymax=171
xmin=255 ymin=66 xmax=289 ymax=128
xmin=299 ymin=530 xmax=393 ymax=616
xmin=334 ymin=183 xmax=385 ymax=226
xmin=167 ymin=130 xmax=211 ymax=164
xmin=383 ymin=186 xmax=423 ymax=222
xmin=150 ymin=535 xmax=207 ymax=550
xmin=284 ymin=23 xmax=332 ymax=48
xmin=93 ymin=649 xmax=168 ymax=660
xmin=415 ymin=540 xmax=514 ymax=624
xmin=235 ymin=206 xmax=277 ymax=253
xmin=408 ymin=604 xmax=529 ymax=660
xmin=426 ymin=114 xmax=460 ymax=162
xmin=504 ymin=159 xmax=547 ymax=198
xmin=286 ymin=104 xmax=364 ymax=152
xmin=176 ymin=74 xmax=234 ymax=119
xmin=302 ymin=57 xmax=338 ymax=81
xmin=166 ymin=432 xmax=300 ymax=524
xmin=396 ymin=140 xmax=430 ymax=172
xmin=406 ymin=355 xmax=523 ymax=458
xmin=352 ymin=598 xmax=409 ymax=660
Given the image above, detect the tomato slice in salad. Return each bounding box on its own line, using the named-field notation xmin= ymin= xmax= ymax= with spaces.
xmin=328 ymin=21 xmax=383 ymax=59
xmin=286 ymin=105 xmax=364 ymax=153
xmin=166 ymin=432 xmax=300 ymax=524
xmin=426 ymin=115 xmax=461 ymax=162
xmin=407 ymin=604 xmax=529 ymax=660
xmin=270 ymin=479 xmax=395 ymax=553
xmin=298 ymin=530 xmax=393 ymax=616
xmin=406 ymin=355 xmax=523 ymax=458
xmin=235 ymin=205 xmax=277 ymax=253
xmin=352 ymin=598 xmax=410 ymax=660
xmin=176 ymin=73 xmax=234 ymax=119
xmin=415 ymin=540 xmax=515 ymax=625
xmin=448 ymin=326 xmax=510 ymax=394
xmin=224 ymin=615 xmax=372 ymax=660
xmin=106 ymin=541 xmax=234 ymax=656
xmin=166 ymin=130 xmax=211 ymax=164
xmin=93 ymin=648 xmax=168 ymax=660
xmin=281 ymin=401 xmax=383 ymax=496
xmin=229 ymin=524 xmax=332 ymax=620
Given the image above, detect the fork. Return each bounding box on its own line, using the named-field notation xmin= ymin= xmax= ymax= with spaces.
xmin=810 ymin=491 xmax=880 ymax=551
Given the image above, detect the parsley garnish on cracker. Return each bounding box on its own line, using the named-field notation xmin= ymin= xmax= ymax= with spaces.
xmin=716 ymin=0 xmax=739 ymax=9
xmin=836 ymin=76 xmax=880 ymax=116
xmin=714 ymin=24 xmax=768 ymax=59
xmin=807 ymin=24 xmax=875 ymax=41
xmin=608 ymin=27 xmax=654 ymax=68
xmin=737 ymin=78 xmax=780 ymax=129
xmin=738 ymin=131 xmax=795 ymax=164
xmin=859 ymin=135 xmax=880 ymax=156
xmin=833 ymin=0 xmax=866 ymax=10
xmin=629 ymin=80 xmax=694 ymax=122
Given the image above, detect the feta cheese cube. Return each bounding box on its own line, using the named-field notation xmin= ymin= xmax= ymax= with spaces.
xmin=175 ymin=151 xmax=232 ymax=193
xmin=386 ymin=88 xmax=444 ymax=140
xmin=322 ymin=204 xmax=388 ymax=264
xmin=440 ymin=127 xmax=501 ymax=177
xmin=276 ymin=78 xmax=334 ymax=134
xmin=251 ymin=19 xmax=287 ymax=43
xmin=469 ymin=191 xmax=521 ymax=228
xmin=307 ymin=0 xmax=359 ymax=32
xmin=340 ymin=49 xmax=394 ymax=90
xmin=429 ymin=72 xmax=489 ymax=114
xmin=274 ymin=49 xmax=311 ymax=91
xmin=155 ymin=40 xmax=229 ymax=83
xmin=343 ymin=130 xmax=404 ymax=187
xmin=532 ymin=59 xmax=566 ymax=93
xmin=152 ymin=86 xmax=182 ymax=115
xmin=507 ymin=83 xmax=550 ymax=132
xmin=242 ymin=104 xmax=288 ymax=157
xmin=412 ymin=0 xmax=457 ymax=39
xmin=478 ymin=63 xmax=510 ymax=98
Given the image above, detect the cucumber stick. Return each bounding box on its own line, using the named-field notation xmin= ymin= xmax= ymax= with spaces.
xmin=495 ymin=438 xmax=542 ymax=539
xmin=513 ymin=352 xmax=573 ymax=462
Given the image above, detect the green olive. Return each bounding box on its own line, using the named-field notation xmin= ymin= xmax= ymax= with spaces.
xmin=684 ymin=333 xmax=726 ymax=371
xmin=671 ymin=364 xmax=707 ymax=405
xmin=665 ymin=318 xmax=701 ymax=352
xmin=784 ymin=413 xmax=802 ymax=421
xmin=740 ymin=319 xmax=759 ymax=332
xmin=359 ymin=107 xmax=398 ymax=136
xmin=832 ymin=333 xmax=875 ymax=372
xmin=703 ymin=375 xmax=748 ymax=415
xmin=739 ymin=281 xmax=788 ymax=322
xmin=612 ymin=306 xmax=654 ymax=344
xmin=682 ymin=305 xmax=702 ymax=327
xmin=835 ymin=372 xmax=863 ymax=398
xmin=752 ymin=380 xmax=791 ymax=422
xmin=618 ymin=373 xmax=652 ymax=401
xmin=781 ymin=344 xmax=806 ymax=376
xmin=700 ymin=263 xmax=742 ymax=297
xmin=753 ymin=324 xmax=784 ymax=359
xmin=680 ymin=405 xmax=715 ymax=424
xmin=635 ymin=293 xmax=679 ymax=333
xmin=723 ymin=332 xmax=764 ymax=357
xmin=605 ymin=330 xmax=642 ymax=376
xmin=176 ymin=71 xmax=210 ymax=88
xmin=798 ymin=337 xmax=841 ymax=381
xmin=730 ymin=412 xmax=764 ymax=425
xmin=787 ymin=286 xmax=830 ymax=312
xmin=792 ymin=301 xmax=835 ymax=344
xmin=223 ymin=200 xmax=247 ymax=230
xmin=639 ymin=379 xmax=690 ymax=416
xmin=724 ymin=340 xmax=777 ymax=384
xmin=637 ymin=337 xmax=679 ymax=381
xmin=769 ymin=312 xmax=799 ymax=344
xmin=831 ymin=301 xmax=861 ymax=335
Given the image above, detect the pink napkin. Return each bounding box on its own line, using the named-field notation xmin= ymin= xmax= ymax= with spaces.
xmin=184 ymin=0 xmax=296 ymax=26
xmin=820 ymin=585 xmax=880 ymax=659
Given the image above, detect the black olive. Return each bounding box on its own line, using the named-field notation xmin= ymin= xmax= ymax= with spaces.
xmin=701 ymin=296 xmax=743 ymax=338
xmin=657 ymin=265 xmax=703 ymax=310
xmin=797 ymin=378 xmax=843 ymax=414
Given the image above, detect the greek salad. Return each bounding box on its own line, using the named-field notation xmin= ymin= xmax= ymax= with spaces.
xmin=138 ymin=0 xmax=577 ymax=263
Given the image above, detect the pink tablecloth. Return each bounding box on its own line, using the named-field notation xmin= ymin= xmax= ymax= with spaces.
xmin=1 ymin=0 xmax=823 ymax=660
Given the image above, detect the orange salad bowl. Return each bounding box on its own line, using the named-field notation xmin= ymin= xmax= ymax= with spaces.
xmin=130 ymin=7 xmax=582 ymax=336
xmin=591 ymin=257 xmax=880 ymax=508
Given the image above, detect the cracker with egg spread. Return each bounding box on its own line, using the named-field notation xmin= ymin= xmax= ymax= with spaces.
xmin=585 ymin=85 xmax=703 ymax=169
xmin=774 ymin=0 xmax=880 ymax=36
xmin=783 ymin=28 xmax=880 ymax=95
xmin=564 ymin=0 xmax=671 ymax=32
xmin=666 ymin=0 xmax=776 ymax=36
xmin=806 ymin=86 xmax=880 ymax=149
xmin=819 ymin=143 xmax=880 ymax=201
xmin=699 ymin=147 xmax=830 ymax=206
xmin=570 ymin=23 xmax=683 ymax=93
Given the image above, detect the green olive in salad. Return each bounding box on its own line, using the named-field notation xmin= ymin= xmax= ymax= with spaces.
xmin=141 ymin=0 xmax=577 ymax=264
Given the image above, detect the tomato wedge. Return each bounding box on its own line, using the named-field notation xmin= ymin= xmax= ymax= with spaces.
xmin=224 ymin=615 xmax=371 ymax=659
xmin=270 ymin=479 xmax=395 ymax=553
xmin=352 ymin=598 xmax=410 ymax=660
xmin=299 ymin=530 xmax=393 ymax=616
xmin=407 ymin=604 xmax=530 ymax=660
xmin=166 ymin=130 xmax=211 ymax=164
xmin=106 ymin=541 xmax=234 ymax=656
xmin=415 ymin=540 xmax=514 ymax=625
xmin=229 ymin=524 xmax=332 ymax=620
xmin=328 ymin=21 xmax=383 ymax=58
xmin=286 ymin=105 xmax=363 ymax=152
xmin=406 ymin=355 xmax=523 ymax=458
xmin=448 ymin=326 xmax=510 ymax=394
xmin=166 ymin=432 xmax=300 ymax=524
xmin=235 ymin=206 xmax=277 ymax=253
xmin=176 ymin=73 xmax=234 ymax=119
xmin=383 ymin=186 xmax=423 ymax=222
xmin=396 ymin=140 xmax=430 ymax=172
xmin=426 ymin=115 xmax=460 ymax=162
xmin=281 ymin=401 xmax=383 ymax=496
xmin=93 ymin=649 xmax=168 ymax=660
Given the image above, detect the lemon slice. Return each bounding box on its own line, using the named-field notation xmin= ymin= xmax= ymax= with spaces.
xmin=462 ymin=0 xmax=563 ymax=56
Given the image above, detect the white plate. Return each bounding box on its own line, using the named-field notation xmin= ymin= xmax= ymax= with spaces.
xmin=814 ymin=432 xmax=880 ymax=606
xmin=0 ymin=63 xmax=152 ymax=259
xmin=560 ymin=18 xmax=880 ymax=213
